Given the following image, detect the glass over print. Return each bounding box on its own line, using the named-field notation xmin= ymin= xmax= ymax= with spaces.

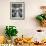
xmin=10 ymin=2 xmax=25 ymax=20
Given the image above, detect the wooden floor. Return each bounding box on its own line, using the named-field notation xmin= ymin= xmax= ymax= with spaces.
xmin=14 ymin=43 xmax=46 ymax=46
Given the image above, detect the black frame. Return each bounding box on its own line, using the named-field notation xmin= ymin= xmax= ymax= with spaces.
xmin=10 ymin=2 xmax=25 ymax=20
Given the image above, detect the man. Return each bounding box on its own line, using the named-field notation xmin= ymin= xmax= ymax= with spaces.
xmin=36 ymin=6 xmax=46 ymax=27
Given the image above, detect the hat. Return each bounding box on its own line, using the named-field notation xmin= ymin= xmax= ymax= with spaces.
xmin=40 ymin=6 xmax=46 ymax=9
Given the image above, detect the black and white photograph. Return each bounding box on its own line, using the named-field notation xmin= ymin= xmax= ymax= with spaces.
xmin=10 ymin=2 xmax=25 ymax=20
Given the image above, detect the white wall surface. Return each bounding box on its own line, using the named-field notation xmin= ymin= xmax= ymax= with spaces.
xmin=0 ymin=0 xmax=46 ymax=40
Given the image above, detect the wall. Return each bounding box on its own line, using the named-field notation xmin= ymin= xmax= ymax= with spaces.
xmin=0 ymin=0 xmax=46 ymax=38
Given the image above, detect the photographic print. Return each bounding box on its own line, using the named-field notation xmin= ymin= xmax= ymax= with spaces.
xmin=10 ymin=2 xmax=25 ymax=20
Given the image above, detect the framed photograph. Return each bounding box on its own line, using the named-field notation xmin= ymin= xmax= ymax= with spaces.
xmin=10 ymin=2 xmax=25 ymax=20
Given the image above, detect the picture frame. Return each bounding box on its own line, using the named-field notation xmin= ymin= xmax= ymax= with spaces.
xmin=10 ymin=2 xmax=25 ymax=20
